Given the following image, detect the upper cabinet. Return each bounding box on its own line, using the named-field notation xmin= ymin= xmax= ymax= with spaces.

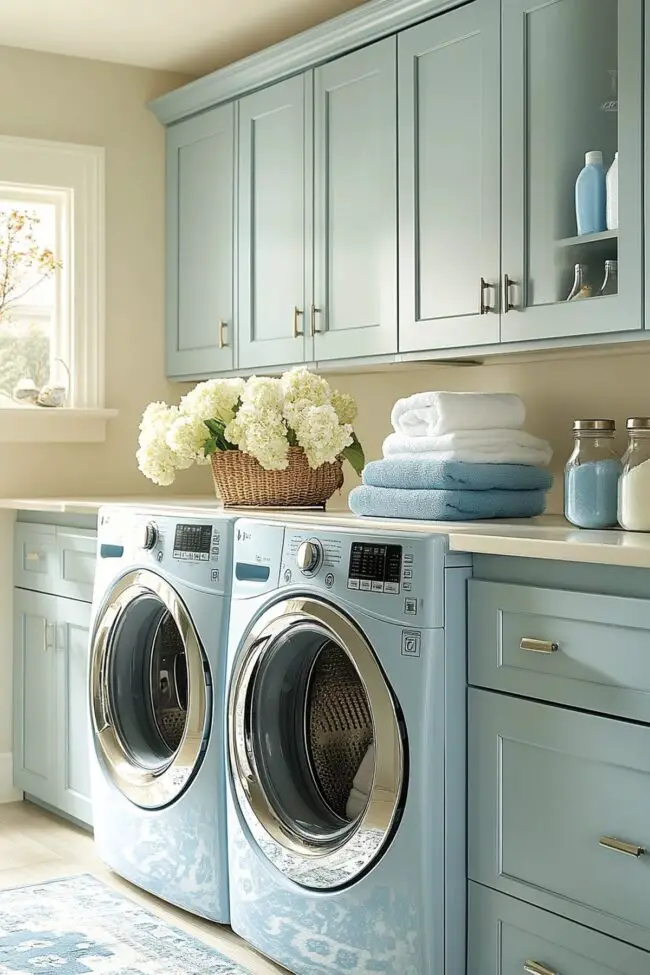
xmin=157 ymin=0 xmax=646 ymax=378
xmin=501 ymin=0 xmax=643 ymax=343
xmin=166 ymin=105 xmax=235 ymax=378
xmin=238 ymin=76 xmax=313 ymax=370
xmin=398 ymin=0 xmax=501 ymax=352
xmin=313 ymin=39 xmax=398 ymax=361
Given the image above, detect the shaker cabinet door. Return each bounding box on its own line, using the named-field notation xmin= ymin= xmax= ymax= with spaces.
xmin=501 ymin=0 xmax=643 ymax=342
xmin=313 ymin=39 xmax=398 ymax=361
xmin=166 ymin=104 xmax=235 ymax=377
xmin=398 ymin=0 xmax=501 ymax=352
xmin=56 ymin=597 xmax=92 ymax=826
xmin=238 ymin=75 xmax=312 ymax=369
xmin=13 ymin=589 xmax=58 ymax=805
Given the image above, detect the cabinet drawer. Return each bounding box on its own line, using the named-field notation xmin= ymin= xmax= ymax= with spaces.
xmin=469 ymin=689 xmax=650 ymax=951
xmin=469 ymin=883 xmax=649 ymax=975
xmin=15 ymin=524 xmax=97 ymax=601
xmin=469 ymin=579 xmax=650 ymax=723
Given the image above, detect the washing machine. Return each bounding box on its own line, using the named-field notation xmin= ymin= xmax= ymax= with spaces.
xmin=89 ymin=505 xmax=236 ymax=921
xmin=225 ymin=518 xmax=471 ymax=974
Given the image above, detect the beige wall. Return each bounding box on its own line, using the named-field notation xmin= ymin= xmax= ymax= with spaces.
xmin=0 ymin=45 xmax=208 ymax=497
xmin=329 ymin=346 xmax=650 ymax=515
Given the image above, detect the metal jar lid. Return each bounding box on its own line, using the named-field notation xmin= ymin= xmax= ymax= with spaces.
xmin=573 ymin=419 xmax=615 ymax=431
xmin=626 ymin=417 xmax=650 ymax=430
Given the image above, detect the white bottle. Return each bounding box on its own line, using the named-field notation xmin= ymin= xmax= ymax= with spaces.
xmin=606 ymin=151 xmax=619 ymax=231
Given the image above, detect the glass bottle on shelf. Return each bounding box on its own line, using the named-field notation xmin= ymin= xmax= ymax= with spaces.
xmin=619 ymin=418 xmax=650 ymax=531
xmin=566 ymin=264 xmax=592 ymax=301
xmin=598 ymin=260 xmax=618 ymax=296
xmin=564 ymin=419 xmax=621 ymax=529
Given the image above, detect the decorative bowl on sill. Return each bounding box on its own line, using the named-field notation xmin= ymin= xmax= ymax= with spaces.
xmin=136 ymin=369 xmax=364 ymax=507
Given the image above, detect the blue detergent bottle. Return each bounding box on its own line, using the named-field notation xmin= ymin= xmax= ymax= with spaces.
xmin=575 ymin=150 xmax=606 ymax=235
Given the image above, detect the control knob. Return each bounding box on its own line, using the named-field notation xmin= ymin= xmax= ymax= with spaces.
xmin=296 ymin=540 xmax=322 ymax=574
xmin=139 ymin=522 xmax=158 ymax=551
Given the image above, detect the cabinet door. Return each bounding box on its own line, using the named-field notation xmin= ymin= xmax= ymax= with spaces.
xmin=313 ymin=39 xmax=397 ymax=361
xmin=468 ymin=883 xmax=650 ymax=975
xmin=501 ymin=0 xmax=643 ymax=342
xmin=55 ymin=598 xmax=92 ymax=826
xmin=166 ymin=104 xmax=235 ymax=378
xmin=398 ymin=0 xmax=500 ymax=352
xmin=13 ymin=589 xmax=58 ymax=804
xmin=238 ymin=75 xmax=313 ymax=369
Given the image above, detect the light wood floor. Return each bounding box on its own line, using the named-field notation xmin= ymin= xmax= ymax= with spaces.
xmin=0 ymin=799 xmax=287 ymax=973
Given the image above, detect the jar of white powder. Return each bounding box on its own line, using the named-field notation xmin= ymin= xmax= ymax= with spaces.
xmin=618 ymin=418 xmax=650 ymax=531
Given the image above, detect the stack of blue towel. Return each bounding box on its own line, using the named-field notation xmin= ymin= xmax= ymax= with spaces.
xmin=348 ymin=392 xmax=553 ymax=521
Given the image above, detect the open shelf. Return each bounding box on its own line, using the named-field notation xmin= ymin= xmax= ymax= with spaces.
xmin=556 ymin=229 xmax=618 ymax=248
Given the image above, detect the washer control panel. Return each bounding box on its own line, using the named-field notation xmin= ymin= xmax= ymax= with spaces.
xmin=172 ymin=522 xmax=215 ymax=562
xmin=347 ymin=542 xmax=402 ymax=594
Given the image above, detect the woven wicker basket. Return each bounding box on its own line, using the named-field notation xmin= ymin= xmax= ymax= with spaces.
xmin=211 ymin=447 xmax=344 ymax=507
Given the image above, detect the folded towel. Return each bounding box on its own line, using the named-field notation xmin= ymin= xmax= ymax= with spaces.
xmin=391 ymin=391 xmax=525 ymax=438
xmin=346 ymin=743 xmax=375 ymax=820
xmin=348 ymin=485 xmax=547 ymax=521
xmin=363 ymin=459 xmax=553 ymax=492
xmin=383 ymin=429 xmax=553 ymax=467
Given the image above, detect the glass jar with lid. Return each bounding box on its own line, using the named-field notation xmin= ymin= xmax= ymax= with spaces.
xmin=618 ymin=418 xmax=650 ymax=531
xmin=564 ymin=419 xmax=621 ymax=529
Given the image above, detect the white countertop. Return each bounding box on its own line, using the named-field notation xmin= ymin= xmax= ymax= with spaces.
xmin=2 ymin=498 xmax=650 ymax=570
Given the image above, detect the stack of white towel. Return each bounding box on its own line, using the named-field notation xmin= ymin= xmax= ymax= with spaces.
xmin=384 ymin=391 xmax=552 ymax=466
xmin=348 ymin=391 xmax=553 ymax=521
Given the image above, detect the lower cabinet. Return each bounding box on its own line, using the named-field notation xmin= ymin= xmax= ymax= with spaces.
xmin=13 ymin=588 xmax=93 ymax=827
xmin=468 ymin=883 xmax=650 ymax=975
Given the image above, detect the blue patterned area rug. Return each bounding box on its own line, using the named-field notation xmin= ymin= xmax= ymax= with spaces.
xmin=0 ymin=874 xmax=253 ymax=974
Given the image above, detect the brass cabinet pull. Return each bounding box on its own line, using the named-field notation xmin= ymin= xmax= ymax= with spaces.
xmin=310 ymin=304 xmax=323 ymax=335
xmin=218 ymin=320 xmax=227 ymax=349
xmin=503 ymin=273 xmax=516 ymax=312
xmin=519 ymin=637 xmax=559 ymax=654
xmin=293 ymin=306 xmax=304 ymax=338
xmin=524 ymin=962 xmax=557 ymax=975
xmin=480 ymin=277 xmax=492 ymax=315
xmin=599 ymin=835 xmax=646 ymax=858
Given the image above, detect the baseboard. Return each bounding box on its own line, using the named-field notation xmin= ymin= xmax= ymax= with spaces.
xmin=0 ymin=753 xmax=21 ymax=803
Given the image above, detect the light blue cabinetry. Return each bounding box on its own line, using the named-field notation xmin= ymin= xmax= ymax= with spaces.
xmin=238 ymin=75 xmax=312 ymax=370
xmin=166 ymin=105 xmax=235 ymax=377
xmin=398 ymin=0 xmax=501 ymax=352
xmin=13 ymin=521 xmax=96 ymax=827
xmin=314 ymin=38 xmax=397 ymax=360
xmin=501 ymin=0 xmax=643 ymax=342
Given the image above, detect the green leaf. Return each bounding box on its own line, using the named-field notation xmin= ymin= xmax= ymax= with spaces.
xmin=342 ymin=434 xmax=365 ymax=476
xmin=203 ymin=437 xmax=218 ymax=457
xmin=204 ymin=418 xmax=225 ymax=437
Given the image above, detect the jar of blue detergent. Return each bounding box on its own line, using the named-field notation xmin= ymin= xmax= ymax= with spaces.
xmin=564 ymin=419 xmax=621 ymax=528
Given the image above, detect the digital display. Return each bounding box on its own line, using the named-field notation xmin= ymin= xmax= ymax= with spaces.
xmin=348 ymin=543 xmax=402 ymax=593
xmin=173 ymin=523 xmax=213 ymax=561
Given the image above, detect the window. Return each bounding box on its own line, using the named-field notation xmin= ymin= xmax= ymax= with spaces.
xmin=0 ymin=136 xmax=112 ymax=440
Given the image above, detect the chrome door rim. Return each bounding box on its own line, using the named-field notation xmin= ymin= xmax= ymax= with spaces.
xmin=228 ymin=596 xmax=404 ymax=889
xmin=90 ymin=568 xmax=209 ymax=809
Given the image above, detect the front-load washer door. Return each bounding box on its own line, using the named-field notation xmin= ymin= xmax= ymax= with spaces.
xmin=90 ymin=569 xmax=211 ymax=809
xmin=228 ymin=596 xmax=405 ymax=890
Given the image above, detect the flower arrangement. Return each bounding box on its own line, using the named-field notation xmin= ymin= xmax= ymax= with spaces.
xmin=137 ymin=368 xmax=365 ymax=488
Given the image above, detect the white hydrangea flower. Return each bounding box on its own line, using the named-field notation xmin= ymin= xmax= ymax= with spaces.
xmin=292 ymin=403 xmax=353 ymax=469
xmin=166 ymin=414 xmax=211 ymax=466
xmin=137 ymin=403 xmax=188 ymax=485
xmin=179 ymin=378 xmax=245 ymax=422
xmin=241 ymin=376 xmax=284 ymax=411
xmin=225 ymin=405 xmax=289 ymax=471
xmin=331 ymin=389 xmax=358 ymax=425
xmin=282 ymin=367 xmax=332 ymax=407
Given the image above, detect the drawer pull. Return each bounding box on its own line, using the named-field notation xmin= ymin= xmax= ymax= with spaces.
xmin=599 ymin=835 xmax=646 ymax=858
xmin=25 ymin=551 xmax=42 ymax=562
xmin=519 ymin=638 xmax=559 ymax=654
xmin=524 ymin=963 xmax=557 ymax=975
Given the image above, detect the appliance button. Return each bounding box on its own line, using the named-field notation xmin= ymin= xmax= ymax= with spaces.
xmin=139 ymin=522 xmax=158 ymax=550
xmin=297 ymin=540 xmax=323 ymax=574
xmin=403 ymin=582 xmax=412 ymax=591
xmin=404 ymin=598 xmax=418 ymax=615
xmin=384 ymin=582 xmax=400 ymax=594
xmin=360 ymin=580 xmax=372 ymax=591
xmin=403 ymin=568 xmax=413 ymax=579
xmin=347 ymin=579 xmax=360 ymax=590
xmin=371 ymin=581 xmax=384 ymax=593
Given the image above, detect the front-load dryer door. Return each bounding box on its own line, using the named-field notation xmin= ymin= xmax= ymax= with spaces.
xmin=228 ymin=596 xmax=405 ymax=890
xmin=90 ymin=569 xmax=211 ymax=809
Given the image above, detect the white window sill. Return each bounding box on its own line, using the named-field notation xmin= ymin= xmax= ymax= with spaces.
xmin=0 ymin=407 xmax=118 ymax=443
